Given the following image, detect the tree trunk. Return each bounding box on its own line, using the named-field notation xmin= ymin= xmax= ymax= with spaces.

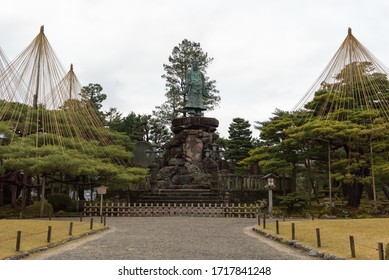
xmin=11 ymin=185 xmax=18 ymax=207
xmin=78 ymin=185 xmax=86 ymax=201
xmin=306 ymin=160 xmax=314 ymax=206
xmin=0 ymin=183 xmax=4 ymax=206
xmin=347 ymin=180 xmax=364 ymax=207
xmin=383 ymin=184 xmax=389 ymax=200
xmin=40 ymin=176 xmax=46 ymax=218
xmin=291 ymin=164 xmax=297 ymax=192
xmin=365 ymin=184 xmax=374 ymax=200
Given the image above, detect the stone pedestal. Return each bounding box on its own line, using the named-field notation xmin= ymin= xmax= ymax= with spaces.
xmin=145 ymin=117 xmax=223 ymax=203
xmin=171 ymin=117 xmax=219 ymax=133
xmin=165 ymin=117 xmax=218 ymax=165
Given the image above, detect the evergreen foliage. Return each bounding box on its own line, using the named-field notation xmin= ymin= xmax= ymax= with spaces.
xmin=80 ymin=83 xmax=107 ymax=111
xmin=48 ymin=194 xmax=72 ymax=212
xmin=24 ymin=201 xmax=53 ymax=216
xmin=0 ymin=100 xmax=148 ymax=199
xmin=224 ymin=117 xmax=253 ymax=173
xmin=243 ymin=61 xmax=389 ymax=208
xmin=155 ymin=39 xmax=220 ymax=124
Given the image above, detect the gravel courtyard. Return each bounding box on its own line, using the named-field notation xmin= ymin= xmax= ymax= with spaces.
xmin=27 ymin=216 xmax=316 ymax=260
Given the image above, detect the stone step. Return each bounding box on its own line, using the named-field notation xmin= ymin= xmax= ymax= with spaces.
xmin=158 ymin=188 xmax=214 ymax=192
xmin=140 ymin=194 xmax=223 ymax=201
xmin=142 ymin=193 xmax=217 ymax=199
xmin=139 ymin=195 xmax=218 ymax=198
xmin=140 ymin=183 xmax=222 ymax=203
xmin=155 ymin=192 xmax=215 ymax=196
xmin=139 ymin=198 xmax=224 ymax=203
xmin=140 ymin=196 xmax=222 ymax=200
xmin=142 ymin=195 xmax=216 ymax=200
xmin=163 ymin=184 xmax=211 ymax=190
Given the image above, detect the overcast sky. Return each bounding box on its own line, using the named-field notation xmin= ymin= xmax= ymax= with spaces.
xmin=1 ymin=0 xmax=389 ymax=137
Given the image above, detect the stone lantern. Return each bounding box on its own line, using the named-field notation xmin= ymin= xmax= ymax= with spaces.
xmin=262 ymin=173 xmax=278 ymax=215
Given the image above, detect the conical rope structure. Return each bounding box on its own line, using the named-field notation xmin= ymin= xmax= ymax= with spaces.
xmin=0 ymin=27 xmax=145 ymax=200
xmin=294 ymin=27 xmax=389 ymax=121
xmin=0 ymin=47 xmax=10 ymax=72
xmin=291 ymin=28 xmax=389 ymax=207
xmin=0 ymin=26 xmax=129 ymax=164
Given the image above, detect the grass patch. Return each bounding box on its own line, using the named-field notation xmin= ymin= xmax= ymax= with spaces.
xmin=260 ymin=218 xmax=389 ymax=260
xmin=0 ymin=219 xmax=106 ymax=259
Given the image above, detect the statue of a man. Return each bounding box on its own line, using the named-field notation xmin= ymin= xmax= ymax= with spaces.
xmin=182 ymin=59 xmax=209 ymax=116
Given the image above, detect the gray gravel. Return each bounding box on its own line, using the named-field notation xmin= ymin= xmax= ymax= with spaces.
xmin=28 ymin=217 xmax=316 ymax=260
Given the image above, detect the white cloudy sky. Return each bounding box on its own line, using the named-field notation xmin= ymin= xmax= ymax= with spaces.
xmin=1 ymin=0 xmax=389 ymax=137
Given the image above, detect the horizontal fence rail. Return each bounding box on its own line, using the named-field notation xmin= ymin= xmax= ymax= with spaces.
xmin=83 ymin=202 xmax=260 ymax=218
xmin=218 ymin=175 xmax=265 ymax=191
xmin=217 ymin=174 xmax=292 ymax=192
xmin=134 ymin=175 xmax=291 ymax=192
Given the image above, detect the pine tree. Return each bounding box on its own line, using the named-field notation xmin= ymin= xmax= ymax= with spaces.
xmin=224 ymin=118 xmax=253 ymax=173
xmin=156 ymin=39 xmax=220 ymax=122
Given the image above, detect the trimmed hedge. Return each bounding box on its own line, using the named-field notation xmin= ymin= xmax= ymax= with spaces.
xmin=24 ymin=200 xmax=53 ymax=216
xmin=48 ymin=194 xmax=72 ymax=212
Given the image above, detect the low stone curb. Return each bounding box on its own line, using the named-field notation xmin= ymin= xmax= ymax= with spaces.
xmin=4 ymin=226 xmax=110 ymax=260
xmin=252 ymin=227 xmax=345 ymax=260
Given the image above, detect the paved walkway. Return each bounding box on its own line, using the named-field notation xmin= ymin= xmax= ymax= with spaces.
xmin=28 ymin=217 xmax=316 ymax=260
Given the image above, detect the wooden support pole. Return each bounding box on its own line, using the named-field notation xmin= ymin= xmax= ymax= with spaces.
xmin=16 ymin=231 xmax=21 ymax=251
xmin=349 ymin=236 xmax=356 ymax=258
xmin=90 ymin=218 xmax=94 ymax=230
xmin=262 ymin=213 xmax=266 ymax=229
xmin=47 ymin=226 xmax=52 ymax=243
xmin=257 ymin=213 xmax=260 ymax=226
xmin=69 ymin=222 xmax=73 ymax=236
xmin=316 ymin=228 xmax=321 ymax=247
xmin=276 ymin=220 xmax=279 ymax=234
xmin=378 ymin=242 xmax=384 ymax=260
xmin=292 ymin=223 xmax=295 ymax=240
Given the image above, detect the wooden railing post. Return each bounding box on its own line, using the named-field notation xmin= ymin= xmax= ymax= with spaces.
xmin=349 ymin=236 xmax=356 ymax=258
xmin=16 ymin=231 xmax=21 ymax=251
xmin=378 ymin=242 xmax=384 ymax=260
xmin=47 ymin=226 xmax=52 ymax=243
xmin=316 ymin=228 xmax=321 ymax=247
xmin=69 ymin=222 xmax=73 ymax=236
xmin=263 ymin=213 xmax=266 ymax=229
xmin=276 ymin=220 xmax=279 ymax=234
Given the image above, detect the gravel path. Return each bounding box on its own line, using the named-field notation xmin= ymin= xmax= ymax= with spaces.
xmin=27 ymin=217 xmax=316 ymax=260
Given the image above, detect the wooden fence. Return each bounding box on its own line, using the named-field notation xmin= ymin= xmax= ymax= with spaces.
xmin=218 ymin=174 xmax=293 ymax=193
xmin=129 ymin=174 xmax=291 ymax=192
xmin=218 ymin=175 xmax=264 ymax=191
xmin=83 ymin=202 xmax=260 ymax=218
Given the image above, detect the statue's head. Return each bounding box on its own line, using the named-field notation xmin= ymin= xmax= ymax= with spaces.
xmin=191 ymin=59 xmax=199 ymax=70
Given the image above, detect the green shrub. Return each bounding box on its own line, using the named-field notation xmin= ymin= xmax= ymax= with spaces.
xmin=0 ymin=205 xmax=19 ymax=216
xmin=276 ymin=192 xmax=308 ymax=215
xmin=55 ymin=210 xmax=66 ymax=216
xmin=48 ymin=194 xmax=72 ymax=212
xmin=24 ymin=200 xmax=53 ymax=216
xmin=66 ymin=200 xmax=85 ymax=212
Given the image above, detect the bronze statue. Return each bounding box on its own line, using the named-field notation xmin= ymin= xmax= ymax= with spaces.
xmin=182 ymin=59 xmax=209 ymax=116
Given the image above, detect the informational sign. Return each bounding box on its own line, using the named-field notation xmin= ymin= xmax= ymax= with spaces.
xmin=96 ymin=186 xmax=107 ymax=195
